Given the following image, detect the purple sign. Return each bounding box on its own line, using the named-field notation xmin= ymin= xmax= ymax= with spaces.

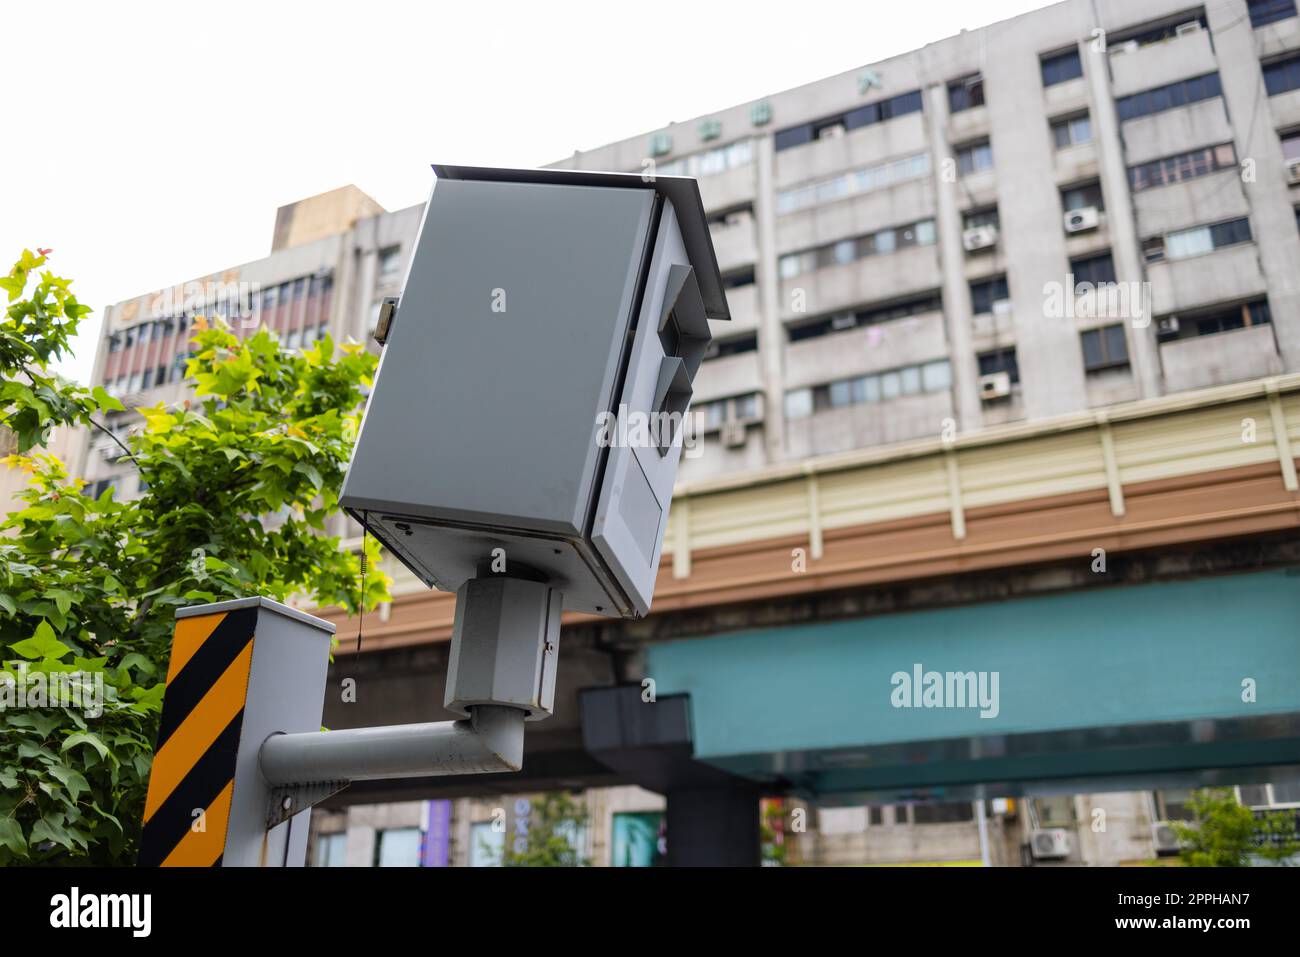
xmin=421 ymin=800 xmax=452 ymax=867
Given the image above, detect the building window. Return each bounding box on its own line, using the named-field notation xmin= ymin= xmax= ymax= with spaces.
xmin=1032 ymin=796 xmax=1077 ymax=826
xmin=963 ymin=208 xmax=999 ymax=230
xmin=1116 ymin=73 xmax=1221 ymax=121
xmin=611 ymin=812 xmax=666 ymax=867
xmin=108 ymin=333 xmax=122 ymax=353
xmin=969 ymin=275 xmax=1009 ymax=315
xmin=692 ymin=393 xmax=762 ymax=433
xmin=1157 ymin=299 xmax=1271 ymax=340
xmin=313 ymin=832 xmax=347 ymax=867
xmin=787 ymin=292 xmax=943 ymax=342
xmin=1128 ymin=143 xmax=1237 ymax=191
xmin=1153 ymin=217 xmax=1253 ymax=261
xmin=1081 ymin=324 xmax=1130 ymax=372
xmin=1109 ymin=14 xmax=1208 ymax=49
xmin=374 ymin=826 xmax=421 ymax=867
xmin=784 ymin=388 xmax=814 ymax=419
xmin=651 ymin=139 xmax=753 ymax=177
xmin=721 ymin=267 xmax=755 ymax=289
xmin=703 ymin=333 xmax=758 ymax=360
xmin=809 ymin=360 xmax=952 ymax=412
xmin=1051 ymin=113 xmax=1092 ymax=149
xmin=1248 ymin=0 xmax=1298 ymax=28
xmin=776 ymin=152 xmax=931 ymax=214
xmin=1265 ymin=52 xmax=1300 ymax=96
xmin=948 ymin=74 xmax=985 ymax=113
xmin=978 ymin=347 xmax=1020 ymax=384
xmin=1040 ymin=48 xmax=1083 ymax=87
xmin=378 ymin=245 xmax=402 ymax=276
xmin=956 ymin=139 xmax=993 ymax=176
xmin=1282 ymin=130 xmax=1300 ymax=166
xmin=774 ymin=91 xmax=924 ymax=152
xmin=1154 ymin=789 xmax=1195 ymax=821
xmin=469 ymin=821 xmax=504 ymax=867
xmin=778 ymin=219 xmax=937 ymax=279
xmin=1070 ymin=252 xmax=1116 ymax=291
xmin=1061 ymin=180 xmax=1105 ymax=212
xmin=912 ymin=802 xmax=975 ymax=825
xmin=1238 ymin=782 xmax=1300 ymax=808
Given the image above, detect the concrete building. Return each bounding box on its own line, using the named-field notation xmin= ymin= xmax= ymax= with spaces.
xmin=68 ymin=0 xmax=1300 ymax=865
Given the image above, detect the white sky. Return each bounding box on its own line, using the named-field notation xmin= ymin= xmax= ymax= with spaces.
xmin=1 ymin=0 xmax=1054 ymax=385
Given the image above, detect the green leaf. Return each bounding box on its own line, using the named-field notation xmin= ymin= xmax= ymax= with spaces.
xmin=31 ymin=815 xmax=74 ymax=850
xmin=48 ymin=764 xmax=90 ymax=801
xmin=0 ymin=818 xmax=28 ymax=857
xmin=10 ymin=619 xmax=71 ymax=660
xmin=61 ymin=731 xmax=110 ymax=762
xmin=91 ymin=385 xmax=125 ymax=413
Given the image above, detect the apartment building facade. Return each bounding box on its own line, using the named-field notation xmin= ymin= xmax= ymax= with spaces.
xmin=65 ymin=0 xmax=1300 ymax=865
xmin=548 ymin=0 xmax=1300 ymax=480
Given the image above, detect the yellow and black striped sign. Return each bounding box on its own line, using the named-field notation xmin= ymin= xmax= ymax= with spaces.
xmin=138 ymin=607 xmax=257 ymax=867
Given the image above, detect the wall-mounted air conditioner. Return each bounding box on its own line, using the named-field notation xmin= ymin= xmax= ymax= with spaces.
xmin=1175 ymin=21 xmax=1201 ymax=37
xmin=1157 ymin=316 xmax=1180 ymax=337
xmin=830 ymin=312 xmax=857 ymax=331
xmin=1287 ymin=160 xmax=1300 ymax=186
xmin=1064 ymin=206 xmax=1100 ymax=233
xmin=720 ymin=420 xmax=747 ymax=448
xmin=962 ymin=225 xmax=999 ymax=252
xmin=979 ymin=371 xmax=1012 ymax=399
xmin=1151 ymin=821 xmax=1181 ymax=855
xmin=1029 ymin=828 xmax=1072 ymax=860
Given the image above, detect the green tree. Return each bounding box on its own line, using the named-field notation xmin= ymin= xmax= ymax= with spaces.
xmin=497 ymin=792 xmax=590 ymax=867
xmin=1171 ymin=788 xmax=1300 ymax=867
xmin=0 ymin=250 xmax=390 ymax=864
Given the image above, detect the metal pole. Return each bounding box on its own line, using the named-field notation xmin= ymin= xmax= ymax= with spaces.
xmin=975 ymin=798 xmax=991 ymax=867
xmin=259 ymin=704 xmax=525 ymax=786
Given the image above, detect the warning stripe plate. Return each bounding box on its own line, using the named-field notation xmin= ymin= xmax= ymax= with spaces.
xmin=138 ymin=607 xmax=257 ymax=867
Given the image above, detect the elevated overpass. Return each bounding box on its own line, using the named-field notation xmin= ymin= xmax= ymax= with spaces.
xmin=315 ymin=375 xmax=1300 ymax=861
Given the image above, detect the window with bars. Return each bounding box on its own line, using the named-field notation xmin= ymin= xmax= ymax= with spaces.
xmin=1128 ymin=143 xmax=1237 ymax=191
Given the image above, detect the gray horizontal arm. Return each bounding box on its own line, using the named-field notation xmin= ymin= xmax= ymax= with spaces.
xmin=259 ymin=705 xmax=525 ymax=786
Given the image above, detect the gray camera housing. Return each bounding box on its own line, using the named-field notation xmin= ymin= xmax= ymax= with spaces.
xmin=340 ymin=165 xmax=729 ymax=618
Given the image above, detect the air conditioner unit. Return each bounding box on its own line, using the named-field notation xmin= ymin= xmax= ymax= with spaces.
xmin=1064 ymin=206 xmax=1100 ymax=233
xmin=979 ymin=371 xmax=1012 ymax=399
xmin=992 ymin=299 xmax=1013 ymax=317
xmin=817 ymin=123 xmax=847 ymax=140
xmin=1287 ymin=160 xmax=1300 ymax=186
xmin=1029 ymin=828 xmax=1072 ymax=860
xmin=830 ymin=311 xmax=857 ymax=331
xmin=1112 ymin=39 xmax=1139 ymax=55
xmin=724 ymin=209 xmax=754 ymax=228
xmin=1151 ymin=821 xmax=1181 ymax=855
xmin=962 ymin=224 xmax=999 ymax=252
xmin=720 ymin=420 xmax=747 ymax=448
xmin=1157 ymin=316 xmax=1180 ymax=336
xmin=1175 ymin=21 xmax=1201 ymax=37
